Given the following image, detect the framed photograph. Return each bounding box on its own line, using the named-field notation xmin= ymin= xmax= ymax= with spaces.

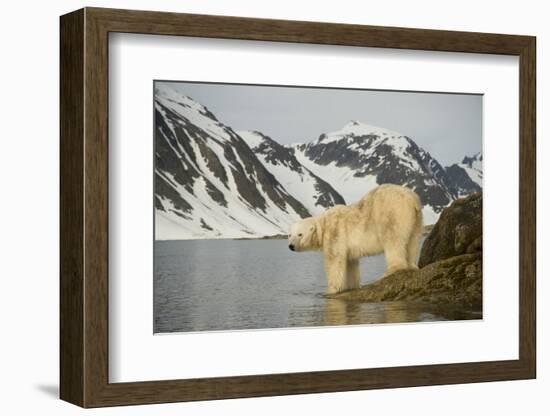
xmin=60 ymin=7 xmax=536 ymax=408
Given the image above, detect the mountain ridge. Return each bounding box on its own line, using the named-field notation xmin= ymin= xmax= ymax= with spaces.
xmin=238 ymin=130 xmax=346 ymax=214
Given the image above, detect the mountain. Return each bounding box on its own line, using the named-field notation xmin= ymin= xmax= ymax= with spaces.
xmin=154 ymin=85 xmax=482 ymax=239
xmin=445 ymin=153 xmax=483 ymax=197
xmin=292 ymin=121 xmax=459 ymax=225
xmin=154 ymin=84 xmax=310 ymax=240
xmin=238 ymin=130 xmax=345 ymax=214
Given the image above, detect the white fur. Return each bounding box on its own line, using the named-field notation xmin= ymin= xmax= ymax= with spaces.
xmin=288 ymin=184 xmax=423 ymax=294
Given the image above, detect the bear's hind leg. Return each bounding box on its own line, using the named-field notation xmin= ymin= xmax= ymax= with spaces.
xmin=382 ymin=235 xmax=409 ymax=276
xmin=346 ymin=259 xmax=360 ymax=290
xmin=406 ymin=234 xmax=421 ymax=270
xmin=324 ymin=255 xmax=348 ymax=294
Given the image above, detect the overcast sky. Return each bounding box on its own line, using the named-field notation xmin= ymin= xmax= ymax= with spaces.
xmin=161 ymin=81 xmax=482 ymax=167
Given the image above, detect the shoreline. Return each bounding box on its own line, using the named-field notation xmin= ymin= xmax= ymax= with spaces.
xmin=156 ymin=224 xmax=436 ymax=242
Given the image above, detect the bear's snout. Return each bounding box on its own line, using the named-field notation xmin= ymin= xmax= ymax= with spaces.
xmin=288 ymin=244 xmax=295 ymax=251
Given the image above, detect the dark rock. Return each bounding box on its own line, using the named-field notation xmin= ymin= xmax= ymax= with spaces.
xmin=445 ymin=163 xmax=482 ymax=197
xmin=462 ymin=153 xmax=483 ymax=167
xmin=154 ymin=173 xmax=193 ymax=216
xmin=200 ymin=218 xmax=213 ymax=231
xmin=418 ymin=193 xmax=482 ymax=267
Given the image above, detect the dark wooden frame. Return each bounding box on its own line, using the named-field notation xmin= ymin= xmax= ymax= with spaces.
xmin=60 ymin=7 xmax=536 ymax=408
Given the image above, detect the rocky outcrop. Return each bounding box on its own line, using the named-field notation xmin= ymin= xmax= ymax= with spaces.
xmin=333 ymin=252 xmax=482 ymax=307
xmin=419 ymin=192 xmax=482 ymax=267
xmin=333 ymin=193 xmax=482 ymax=307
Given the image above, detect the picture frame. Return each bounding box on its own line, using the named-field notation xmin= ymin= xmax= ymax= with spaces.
xmin=60 ymin=7 xmax=536 ymax=408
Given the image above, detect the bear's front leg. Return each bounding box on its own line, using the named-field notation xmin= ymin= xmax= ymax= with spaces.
xmin=346 ymin=259 xmax=360 ymax=290
xmin=323 ymin=254 xmax=348 ymax=294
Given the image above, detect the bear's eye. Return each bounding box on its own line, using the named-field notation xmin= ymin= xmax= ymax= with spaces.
xmin=298 ymin=233 xmax=303 ymax=237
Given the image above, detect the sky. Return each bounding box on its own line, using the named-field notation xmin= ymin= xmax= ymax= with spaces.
xmin=161 ymin=81 xmax=482 ymax=167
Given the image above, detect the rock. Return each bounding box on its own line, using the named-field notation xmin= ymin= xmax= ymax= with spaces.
xmin=419 ymin=193 xmax=482 ymax=267
xmin=332 ymin=252 xmax=482 ymax=308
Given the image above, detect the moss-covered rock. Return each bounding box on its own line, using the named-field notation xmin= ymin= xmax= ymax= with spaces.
xmin=331 ymin=252 xmax=482 ymax=308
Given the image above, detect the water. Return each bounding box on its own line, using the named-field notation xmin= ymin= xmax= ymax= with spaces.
xmin=154 ymin=239 xmax=479 ymax=333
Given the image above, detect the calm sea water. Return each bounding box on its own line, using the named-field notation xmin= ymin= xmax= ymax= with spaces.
xmin=154 ymin=239 xmax=479 ymax=333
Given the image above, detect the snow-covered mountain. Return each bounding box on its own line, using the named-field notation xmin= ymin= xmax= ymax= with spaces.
xmin=292 ymin=121 xmax=460 ymax=225
xmin=445 ymin=152 xmax=483 ymax=197
xmin=154 ymin=84 xmax=482 ymax=239
xmin=238 ymin=130 xmax=345 ymax=214
xmin=154 ymin=84 xmax=310 ymax=240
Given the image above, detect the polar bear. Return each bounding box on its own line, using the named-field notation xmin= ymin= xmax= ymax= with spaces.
xmin=288 ymin=184 xmax=423 ymax=294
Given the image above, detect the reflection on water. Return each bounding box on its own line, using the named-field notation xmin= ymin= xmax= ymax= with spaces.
xmin=154 ymin=239 xmax=481 ymax=333
xmin=319 ymin=298 xmax=479 ymax=327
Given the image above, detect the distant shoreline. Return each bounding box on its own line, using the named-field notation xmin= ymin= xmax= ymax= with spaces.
xmin=155 ymin=225 xmax=435 ymax=242
xmin=234 ymin=234 xmax=288 ymax=241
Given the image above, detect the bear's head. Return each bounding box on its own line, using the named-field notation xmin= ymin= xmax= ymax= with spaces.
xmin=288 ymin=218 xmax=319 ymax=252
